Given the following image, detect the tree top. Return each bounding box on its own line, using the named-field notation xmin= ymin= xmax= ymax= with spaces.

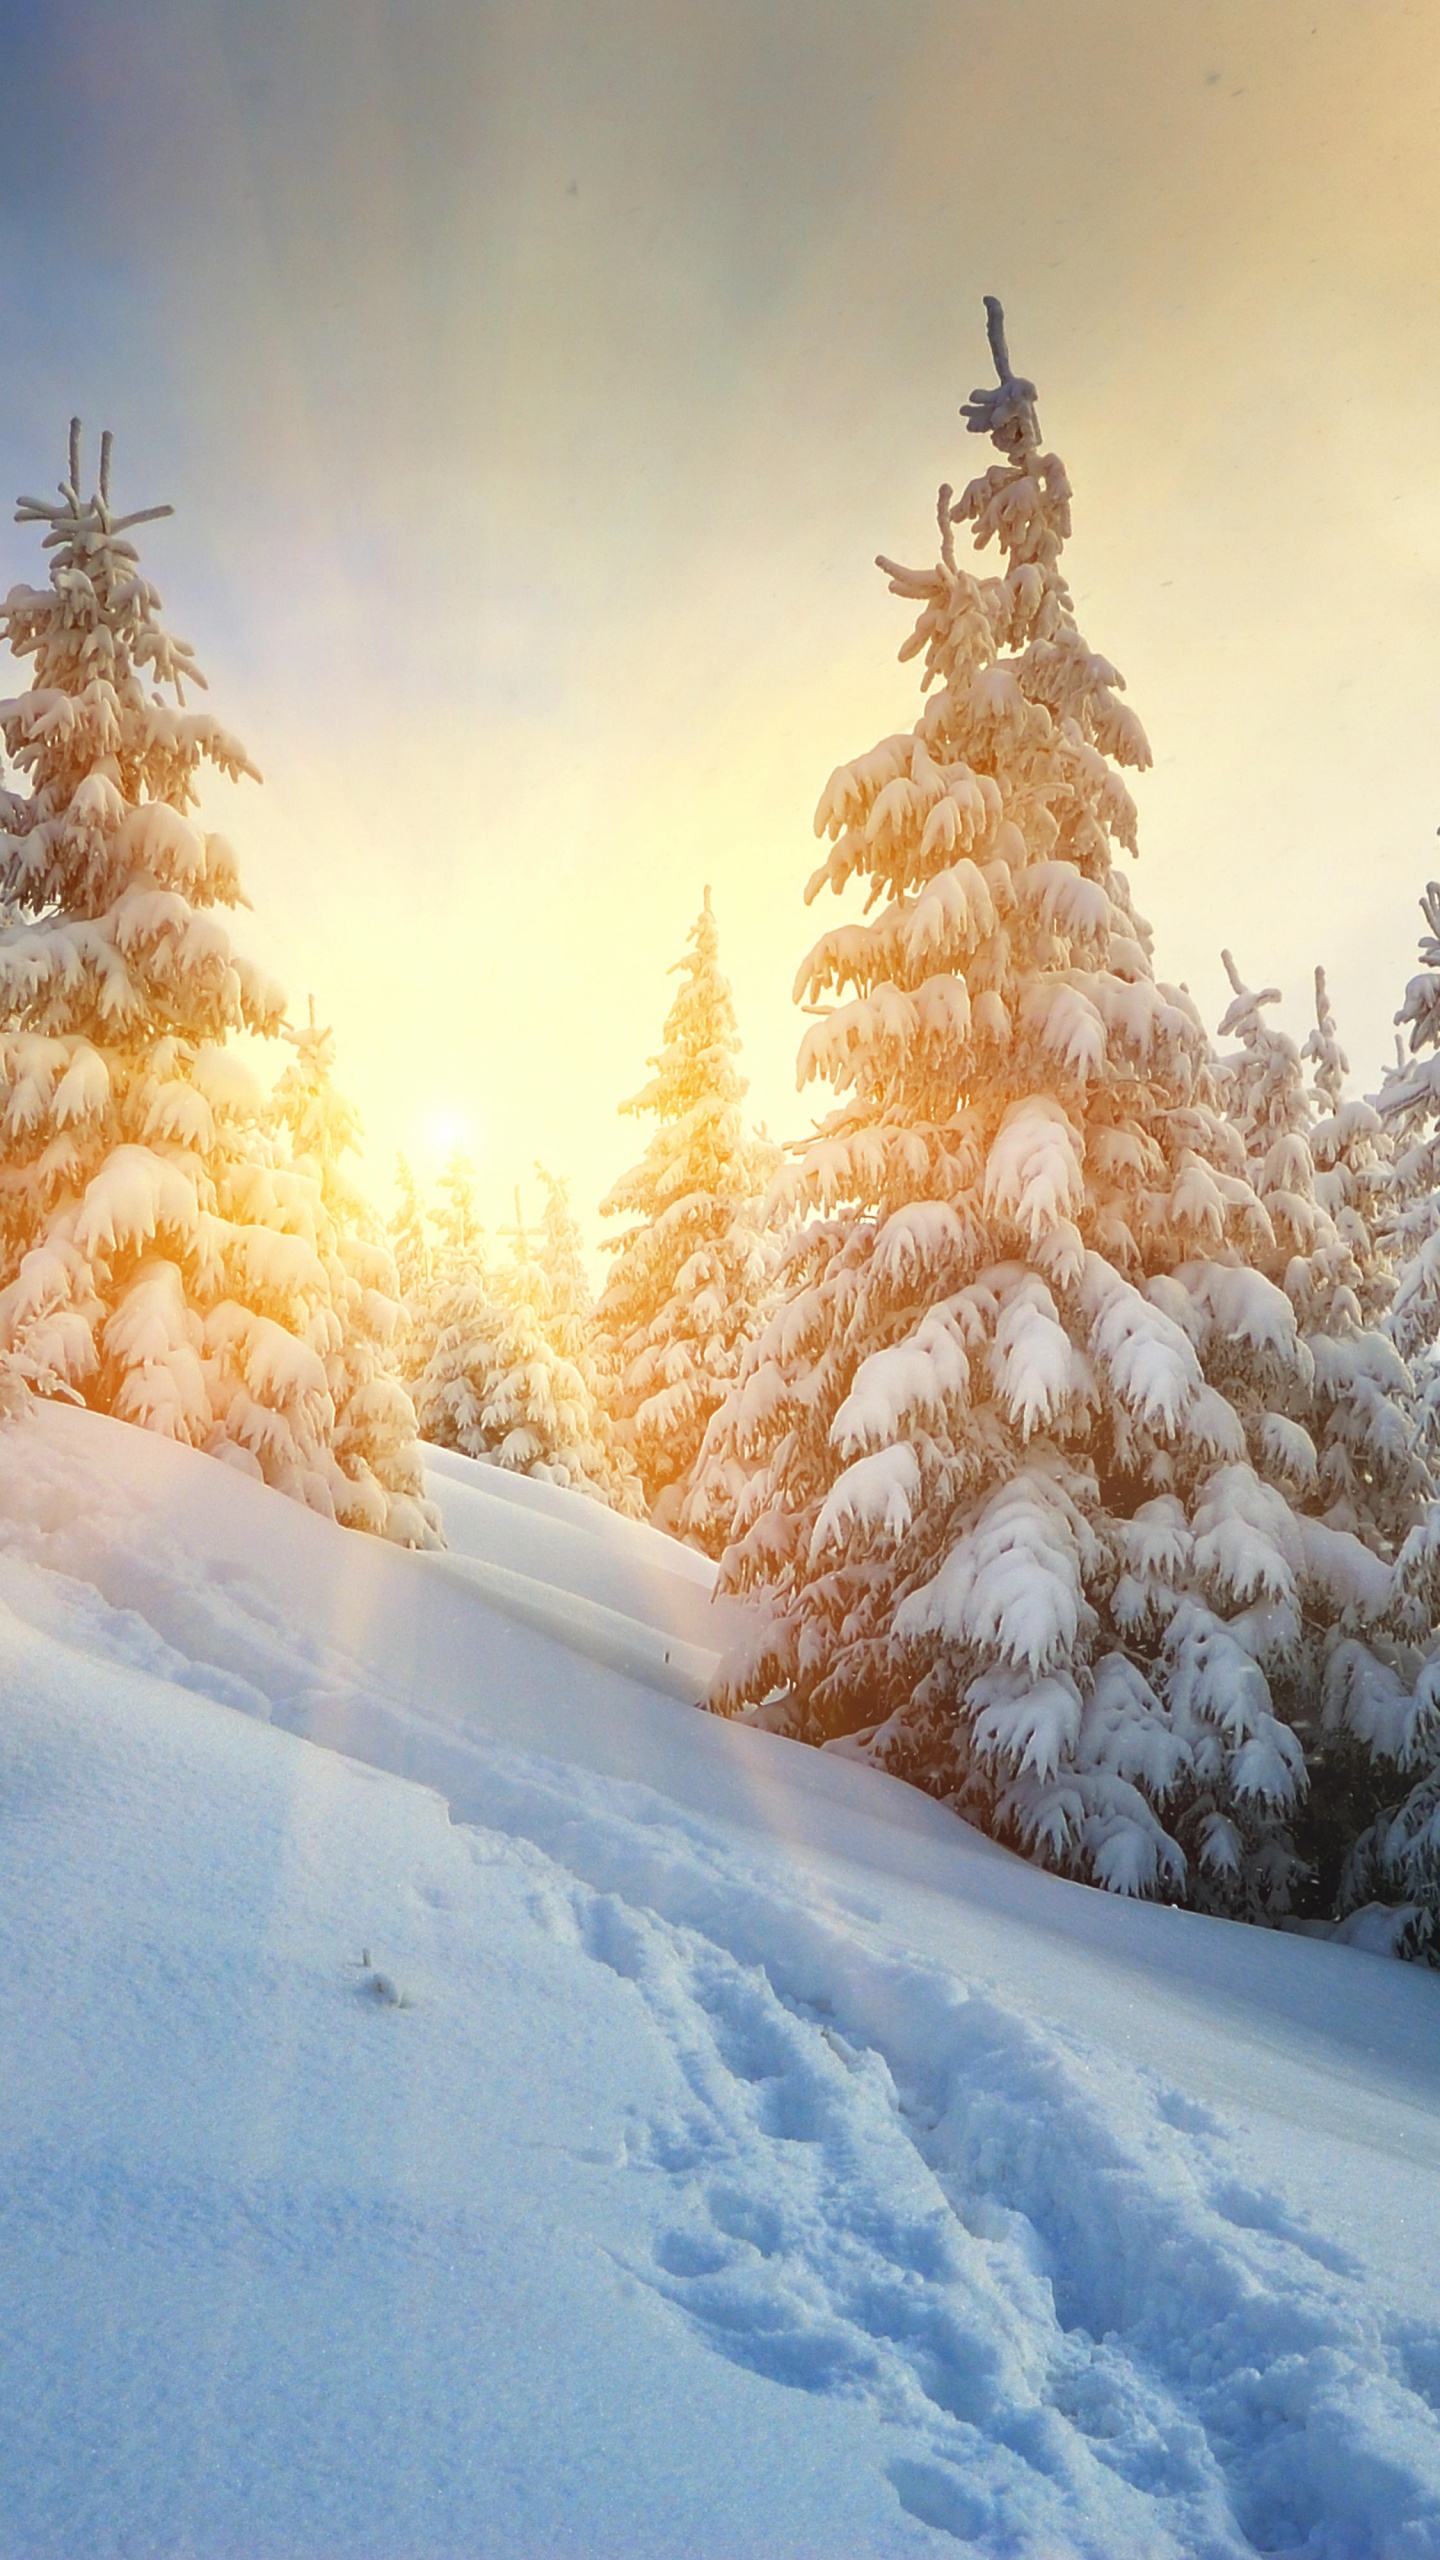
xmin=16 ymin=419 xmax=175 ymax=537
xmin=959 ymin=295 xmax=1041 ymax=462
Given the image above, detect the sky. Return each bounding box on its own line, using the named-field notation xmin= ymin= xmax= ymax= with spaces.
xmin=1 ymin=0 xmax=1438 ymax=1252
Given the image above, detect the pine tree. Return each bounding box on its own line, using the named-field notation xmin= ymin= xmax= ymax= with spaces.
xmin=706 ymin=302 xmax=1416 ymax=1912
xmin=519 ymin=1166 xmax=643 ymax=1511
xmin=389 ymin=1152 xmax=432 ymax=1307
xmin=1303 ymin=966 xmax=1396 ymax=1334
xmin=395 ymin=1145 xmax=476 ymax=1393
xmin=530 ymin=1166 xmax=596 ymax=1365
xmin=413 ymin=1166 xmax=641 ymax=1510
xmin=1214 ymin=954 xmax=1431 ymax=1917
xmin=269 ymin=1005 xmax=438 ymax=1544
xmin=435 ymin=1148 xmax=483 ymax=1271
xmin=1215 ymin=951 xmax=1312 ymax=1211
xmin=1215 ymin=952 xmax=1422 ymax=1556
xmin=1335 ymin=883 xmax=1440 ymax=1961
xmin=0 ymin=423 xmax=397 ymax=1519
xmin=1376 ymin=885 xmax=1440 ymax=1381
xmin=387 ymin=1148 xmax=436 ymax=1391
xmin=598 ymin=890 xmax=778 ymax=1546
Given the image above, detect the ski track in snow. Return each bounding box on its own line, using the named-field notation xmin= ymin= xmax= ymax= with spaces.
xmin=464 ymin=1751 xmax=1440 ymax=2560
xmin=3 ymin=1412 xmax=1440 ymax=2556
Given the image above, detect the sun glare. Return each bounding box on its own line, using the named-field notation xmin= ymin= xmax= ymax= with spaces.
xmin=420 ymin=1107 xmax=477 ymax=1165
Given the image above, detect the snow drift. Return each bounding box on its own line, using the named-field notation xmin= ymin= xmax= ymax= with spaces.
xmin=1 ymin=1399 xmax=1439 ymax=2558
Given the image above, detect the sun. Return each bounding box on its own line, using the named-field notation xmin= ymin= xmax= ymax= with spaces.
xmin=420 ymin=1106 xmax=477 ymax=1163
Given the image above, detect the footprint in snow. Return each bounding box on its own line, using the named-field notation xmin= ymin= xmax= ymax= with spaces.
xmin=567 ymin=1877 xmax=1440 ymax=2558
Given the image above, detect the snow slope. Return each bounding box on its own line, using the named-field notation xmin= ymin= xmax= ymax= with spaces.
xmin=1 ymin=1400 xmax=1439 ymax=2559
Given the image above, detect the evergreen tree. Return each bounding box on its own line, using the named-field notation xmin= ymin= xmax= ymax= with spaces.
xmin=435 ymin=1147 xmax=483 ymax=1269
xmin=387 ymin=1148 xmax=436 ymax=1390
xmin=514 ymin=1166 xmax=643 ymax=1511
xmin=1214 ymin=951 xmax=1312 ymax=1220
xmin=269 ymin=1005 xmax=438 ymax=1544
xmin=706 ymin=302 xmax=1416 ymax=1912
xmin=389 ymin=1152 xmax=433 ymax=1308
xmin=414 ymin=1165 xmax=641 ymax=1510
xmin=1215 ymin=953 xmax=1422 ymax=1555
xmin=1377 ymin=885 xmax=1440 ymax=1374
xmin=599 ymin=890 xmax=778 ymax=1546
xmin=396 ymin=1146 xmax=476 ymax=1392
xmin=1214 ymin=954 xmax=1430 ymax=1918
xmin=1303 ymin=966 xmax=1396 ymax=1335
xmin=1337 ymin=883 xmax=1440 ymax=1961
xmin=0 ymin=424 xmax=399 ymax=1521
xmin=529 ymin=1166 xmax=595 ymax=1365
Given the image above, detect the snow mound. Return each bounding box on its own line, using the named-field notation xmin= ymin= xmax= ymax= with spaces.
xmin=2 ymin=1402 xmax=1440 ymax=2558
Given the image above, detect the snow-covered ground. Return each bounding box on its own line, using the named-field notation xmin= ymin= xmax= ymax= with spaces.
xmin=1 ymin=1402 xmax=1438 ymax=2559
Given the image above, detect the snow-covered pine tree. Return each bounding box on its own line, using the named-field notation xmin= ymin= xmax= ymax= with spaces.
xmin=530 ymin=1166 xmax=597 ymax=1366
xmin=395 ymin=1145 xmax=477 ymax=1393
xmin=1303 ymin=966 xmax=1397 ymax=1335
xmin=1337 ymin=883 xmax=1440 ymax=1961
xmin=0 ymin=424 xmax=390 ymax=1517
xmin=1377 ymin=884 xmax=1440 ymax=1378
xmin=1215 ymin=952 xmax=1422 ymax=1557
xmin=599 ymin=890 xmax=778 ymax=1547
xmin=269 ymin=1004 xmax=438 ymax=1544
xmin=387 ymin=1149 xmax=436 ymax=1393
xmin=707 ymin=301 xmax=1417 ymax=1914
xmin=512 ymin=1168 xmax=643 ymax=1512
xmin=435 ymin=1147 xmax=483 ymax=1271
xmin=1215 ymin=951 xmax=1310 ymax=1195
xmin=1215 ymin=952 xmax=1431 ymax=1916
xmin=389 ymin=1152 xmax=433 ymax=1308
xmin=414 ymin=1166 xmax=641 ymax=1509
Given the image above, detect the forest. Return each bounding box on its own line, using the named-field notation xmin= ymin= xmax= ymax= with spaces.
xmin=2 ymin=300 xmax=1438 ymax=1964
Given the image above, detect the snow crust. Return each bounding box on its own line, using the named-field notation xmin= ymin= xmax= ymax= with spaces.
xmin=2 ymin=1401 xmax=1440 ymax=2557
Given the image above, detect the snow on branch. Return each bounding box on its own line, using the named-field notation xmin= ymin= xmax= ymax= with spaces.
xmin=15 ymin=419 xmax=174 ymax=534
xmin=959 ymin=295 xmax=1041 ymax=461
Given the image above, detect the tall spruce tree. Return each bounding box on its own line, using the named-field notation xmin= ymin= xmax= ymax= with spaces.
xmin=707 ymin=302 xmax=1417 ymax=1911
xmin=0 ymin=424 xmax=406 ymax=1522
xmin=269 ymin=1006 xmax=438 ymax=1544
xmin=599 ymin=890 xmax=777 ymax=1546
